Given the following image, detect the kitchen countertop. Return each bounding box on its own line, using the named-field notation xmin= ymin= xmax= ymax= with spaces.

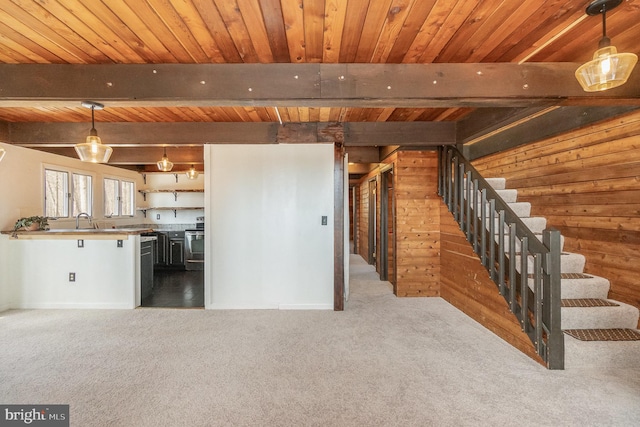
xmin=2 ymin=228 xmax=155 ymax=240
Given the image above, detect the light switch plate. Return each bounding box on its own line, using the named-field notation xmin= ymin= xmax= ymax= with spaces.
xmin=321 ymin=216 xmax=328 ymax=225
xmin=117 ymin=240 xmax=123 ymax=248
xmin=77 ymin=239 xmax=84 ymax=248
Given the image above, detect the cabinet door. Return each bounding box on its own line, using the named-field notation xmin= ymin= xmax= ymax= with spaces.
xmin=141 ymin=241 xmax=154 ymax=299
xmin=156 ymin=233 xmax=168 ymax=265
xmin=169 ymin=239 xmax=184 ymax=265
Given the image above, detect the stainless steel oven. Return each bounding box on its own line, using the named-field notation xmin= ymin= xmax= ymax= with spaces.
xmin=184 ymin=227 xmax=204 ymax=270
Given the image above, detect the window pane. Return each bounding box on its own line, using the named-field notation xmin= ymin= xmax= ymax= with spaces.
xmin=72 ymin=173 xmax=92 ymax=217
xmin=44 ymin=169 xmax=69 ymax=218
xmin=121 ymin=181 xmax=135 ymax=216
xmin=104 ymin=178 xmax=119 ymax=217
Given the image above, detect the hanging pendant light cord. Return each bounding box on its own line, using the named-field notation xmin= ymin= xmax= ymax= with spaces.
xmin=599 ymin=5 xmax=611 ymax=48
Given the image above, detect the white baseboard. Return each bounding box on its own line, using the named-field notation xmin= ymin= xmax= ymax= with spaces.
xmin=278 ymin=303 xmax=333 ymax=310
xmin=14 ymin=302 xmax=134 ymax=309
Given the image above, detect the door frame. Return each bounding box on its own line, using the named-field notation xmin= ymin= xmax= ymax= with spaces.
xmin=367 ymin=178 xmax=377 ymax=265
xmin=379 ymin=165 xmax=395 ymax=289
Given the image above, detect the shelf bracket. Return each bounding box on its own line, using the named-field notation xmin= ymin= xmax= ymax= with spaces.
xmin=142 ymin=173 xmax=147 ymax=185
xmin=141 ymin=209 xmax=147 ymax=218
xmin=142 ymin=192 xmax=147 ymax=201
xmin=173 ymin=191 xmax=178 ymax=201
xmin=173 ymin=209 xmax=177 ymax=218
xmin=174 ymin=173 xmax=178 ymax=183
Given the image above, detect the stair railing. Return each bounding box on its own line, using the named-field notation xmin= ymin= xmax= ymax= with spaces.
xmin=438 ymin=146 xmax=564 ymax=369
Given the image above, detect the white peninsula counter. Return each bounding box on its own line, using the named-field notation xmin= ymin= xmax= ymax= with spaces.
xmin=0 ymin=228 xmax=153 ymax=309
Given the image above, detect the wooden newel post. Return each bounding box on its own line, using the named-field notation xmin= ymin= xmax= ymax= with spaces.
xmin=543 ymin=227 xmax=564 ymax=369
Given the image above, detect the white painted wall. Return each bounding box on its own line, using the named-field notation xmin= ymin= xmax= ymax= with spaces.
xmin=0 ymin=143 xmax=145 ymax=310
xmin=205 ymin=144 xmax=335 ymax=309
xmin=5 ymin=235 xmax=139 ymax=309
xmin=140 ymin=172 xmax=204 ymax=226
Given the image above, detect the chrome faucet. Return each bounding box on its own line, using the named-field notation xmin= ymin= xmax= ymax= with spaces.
xmin=75 ymin=212 xmax=92 ymax=229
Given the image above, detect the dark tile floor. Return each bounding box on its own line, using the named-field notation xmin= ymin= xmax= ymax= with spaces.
xmin=141 ymin=269 xmax=204 ymax=308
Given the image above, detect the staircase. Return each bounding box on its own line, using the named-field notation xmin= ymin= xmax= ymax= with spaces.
xmin=485 ymin=177 xmax=640 ymax=369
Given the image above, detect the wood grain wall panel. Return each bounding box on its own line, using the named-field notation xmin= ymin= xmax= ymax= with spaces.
xmin=352 ymin=150 xmax=440 ymax=296
xmin=473 ymin=110 xmax=640 ymax=325
xmin=439 ymin=205 xmax=544 ymax=365
xmin=357 ymin=177 xmax=369 ymax=262
xmin=394 ymin=150 xmax=440 ymax=297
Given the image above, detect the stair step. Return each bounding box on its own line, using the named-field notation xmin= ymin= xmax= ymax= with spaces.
xmin=561 ymin=300 xmax=639 ymax=329
xmin=493 ymin=216 xmax=546 ymax=234
xmin=559 ymin=274 xmax=610 ymax=299
xmin=507 ymin=202 xmax=531 ymax=218
xmin=495 ymin=189 xmax=518 ymax=203
xmin=479 ymin=202 xmax=531 ymax=218
xmin=515 ymin=252 xmax=585 ymax=274
xmin=463 ymin=177 xmax=506 ymax=191
xmin=501 ymin=233 xmax=565 ymax=252
xmin=485 ymin=177 xmax=506 ymax=190
xmin=526 ymin=273 xmax=610 ymax=298
xmin=564 ymin=328 xmax=640 ymax=341
xmin=564 ymin=332 xmax=640 ymax=369
xmin=562 ymin=298 xmax=618 ymax=308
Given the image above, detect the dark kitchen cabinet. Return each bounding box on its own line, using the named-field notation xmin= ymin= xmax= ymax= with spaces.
xmin=140 ymin=240 xmax=154 ymax=300
xmin=154 ymin=232 xmax=167 ymax=266
xmin=167 ymin=231 xmax=185 ymax=268
xmin=169 ymin=238 xmax=184 ymax=266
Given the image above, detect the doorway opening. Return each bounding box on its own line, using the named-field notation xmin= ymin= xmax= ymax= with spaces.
xmin=367 ymin=178 xmax=377 ymax=265
xmin=379 ymin=167 xmax=396 ymax=292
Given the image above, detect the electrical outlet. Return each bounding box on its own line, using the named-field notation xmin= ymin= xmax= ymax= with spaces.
xmin=77 ymin=239 xmax=84 ymax=248
xmin=69 ymin=272 xmax=76 ymax=282
xmin=156 ymin=214 xmax=160 ymax=220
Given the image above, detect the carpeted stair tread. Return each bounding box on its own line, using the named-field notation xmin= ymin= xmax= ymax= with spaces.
xmin=561 ymin=273 xmax=593 ymax=279
xmin=527 ymin=273 xmax=594 ymax=279
xmin=564 ymin=328 xmax=640 ymax=341
xmin=562 ymin=298 xmax=619 ymax=308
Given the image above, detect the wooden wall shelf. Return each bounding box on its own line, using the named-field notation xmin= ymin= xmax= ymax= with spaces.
xmin=137 ymin=207 xmax=204 ymax=218
xmin=139 ymin=189 xmax=203 ymax=201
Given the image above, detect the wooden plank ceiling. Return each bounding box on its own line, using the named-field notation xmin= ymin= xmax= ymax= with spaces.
xmin=0 ymin=0 xmax=639 ymax=170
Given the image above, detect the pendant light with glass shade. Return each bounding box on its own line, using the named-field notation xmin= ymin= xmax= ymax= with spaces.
xmin=575 ymin=0 xmax=638 ymax=92
xmin=157 ymin=147 xmax=174 ymax=172
xmin=75 ymin=101 xmax=113 ymax=163
xmin=185 ymin=165 xmax=199 ymax=179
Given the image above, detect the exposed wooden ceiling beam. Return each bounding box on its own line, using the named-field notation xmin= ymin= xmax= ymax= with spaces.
xmin=345 ymin=147 xmax=380 ymax=163
xmin=6 ymin=121 xmax=456 ymax=147
xmin=0 ymin=64 xmax=638 ymax=109
xmin=462 ymin=106 xmax=640 ymax=160
xmin=36 ymin=146 xmax=204 ymax=164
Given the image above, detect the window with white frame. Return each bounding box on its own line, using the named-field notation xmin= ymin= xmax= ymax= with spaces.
xmin=72 ymin=173 xmax=92 ymax=217
xmin=44 ymin=169 xmax=94 ymax=218
xmin=44 ymin=169 xmax=69 ymax=218
xmin=104 ymin=178 xmax=135 ymax=217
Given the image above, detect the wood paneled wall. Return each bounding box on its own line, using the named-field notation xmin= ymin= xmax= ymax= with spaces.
xmin=394 ymin=151 xmax=440 ymax=296
xmin=472 ymin=110 xmax=640 ymax=322
xmin=357 ymin=176 xmax=370 ymax=263
xmin=354 ymin=150 xmax=440 ymax=297
xmin=439 ymin=205 xmax=544 ymax=365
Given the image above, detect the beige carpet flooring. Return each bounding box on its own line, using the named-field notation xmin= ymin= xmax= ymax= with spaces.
xmin=1 ymin=255 xmax=639 ymax=426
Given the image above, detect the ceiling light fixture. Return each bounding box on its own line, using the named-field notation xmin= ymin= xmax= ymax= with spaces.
xmin=185 ymin=165 xmax=199 ymax=180
xmin=575 ymin=0 xmax=637 ymax=92
xmin=157 ymin=147 xmax=174 ymax=172
xmin=75 ymin=101 xmax=113 ymax=163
